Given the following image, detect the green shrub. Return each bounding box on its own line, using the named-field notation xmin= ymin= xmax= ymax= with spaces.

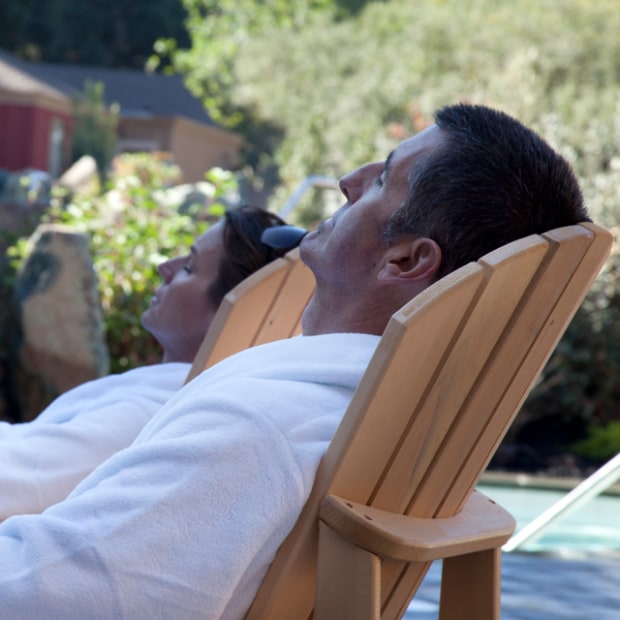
xmin=515 ymin=242 xmax=620 ymax=462
xmin=71 ymin=80 xmax=119 ymax=188
xmin=572 ymin=422 xmax=620 ymax=462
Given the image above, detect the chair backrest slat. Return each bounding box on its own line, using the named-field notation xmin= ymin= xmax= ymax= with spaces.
xmin=367 ymin=235 xmax=550 ymax=515
xmin=252 ymin=249 xmax=315 ymax=345
xmin=379 ymin=224 xmax=608 ymax=617
xmin=185 ymin=248 xmax=313 ymax=384
xmin=439 ymin=224 xmax=603 ymax=514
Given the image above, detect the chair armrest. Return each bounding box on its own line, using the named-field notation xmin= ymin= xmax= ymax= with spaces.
xmin=319 ymin=490 xmax=515 ymax=563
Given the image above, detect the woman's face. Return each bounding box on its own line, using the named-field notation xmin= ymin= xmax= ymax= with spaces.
xmin=141 ymin=221 xmax=225 ymax=363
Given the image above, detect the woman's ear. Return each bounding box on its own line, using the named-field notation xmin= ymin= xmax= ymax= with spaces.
xmin=378 ymin=237 xmax=442 ymax=283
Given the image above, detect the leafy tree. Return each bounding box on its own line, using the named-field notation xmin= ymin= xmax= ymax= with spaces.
xmin=0 ymin=0 xmax=189 ymax=68
xmin=150 ymin=0 xmax=378 ymax=203
xmin=0 ymin=1 xmax=55 ymax=59
xmin=225 ymin=0 xmax=620 ymax=225
xmin=71 ymin=80 xmax=119 ymax=188
xmin=152 ymin=0 xmax=370 ymax=126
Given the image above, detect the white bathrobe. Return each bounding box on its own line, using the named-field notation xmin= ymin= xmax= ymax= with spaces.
xmin=0 ymin=362 xmax=190 ymax=521
xmin=0 ymin=332 xmax=379 ymax=619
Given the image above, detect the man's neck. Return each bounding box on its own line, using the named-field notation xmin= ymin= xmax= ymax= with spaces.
xmin=301 ymin=294 xmax=390 ymax=337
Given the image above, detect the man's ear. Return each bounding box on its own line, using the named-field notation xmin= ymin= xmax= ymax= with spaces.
xmin=378 ymin=237 xmax=442 ymax=283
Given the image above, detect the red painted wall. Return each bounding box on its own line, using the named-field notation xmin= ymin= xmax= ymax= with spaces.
xmin=0 ymin=104 xmax=72 ymax=174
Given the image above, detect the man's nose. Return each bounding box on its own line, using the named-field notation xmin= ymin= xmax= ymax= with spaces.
xmin=339 ymin=161 xmax=382 ymax=204
xmin=158 ymin=259 xmax=175 ymax=283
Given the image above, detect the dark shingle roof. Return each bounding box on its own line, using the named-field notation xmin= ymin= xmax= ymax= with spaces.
xmin=0 ymin=49 xmax=215 ymax=126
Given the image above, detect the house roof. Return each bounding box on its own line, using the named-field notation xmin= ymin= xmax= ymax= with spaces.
xmin=0 ymin=48 xmax=217 ymax=127
xmin=0 ymin=49 xmax=68 ymax=104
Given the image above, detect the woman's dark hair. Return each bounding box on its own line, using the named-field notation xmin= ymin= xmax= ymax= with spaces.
xmin=208 ymin=205 xmax=289 ymax=307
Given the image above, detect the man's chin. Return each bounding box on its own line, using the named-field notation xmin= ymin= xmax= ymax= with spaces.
xmin=317 ymin=217 xmax=335 ymax=235
xmin=140 ymin=310 xmax=154 ymax=330
xmin=303 ymin=219 xmax=330 ymax=244
xmin=299 ymin=233 xmax=316 ymax=266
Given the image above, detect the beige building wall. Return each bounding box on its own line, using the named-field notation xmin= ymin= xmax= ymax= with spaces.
xmin=170 ymin=117 xmax=242 ymax=183
xmin=117 ymin=116 xmax=242 ymax=183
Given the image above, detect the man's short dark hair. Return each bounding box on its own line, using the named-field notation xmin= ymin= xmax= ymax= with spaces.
xmin=385 ymin=103 xmax=591 ymax=279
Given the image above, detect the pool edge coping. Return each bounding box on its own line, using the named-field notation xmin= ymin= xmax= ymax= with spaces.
xmin=480 ymin=470 xmax=620 ymax=496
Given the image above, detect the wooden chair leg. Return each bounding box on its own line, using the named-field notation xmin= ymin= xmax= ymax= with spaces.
xmin=316 ymin=521 xmax=381 ymax=620
xmin=439 ymin=547 xmax=502 ymax=620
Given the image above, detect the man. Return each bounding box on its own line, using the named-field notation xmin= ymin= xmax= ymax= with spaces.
xmin=0 ymin=206 xmax=289 ymax=521
xmin=0 ymin=104 xmax=589 ymax=619
xmin=301 ymin=103 xmax=588 ymax=336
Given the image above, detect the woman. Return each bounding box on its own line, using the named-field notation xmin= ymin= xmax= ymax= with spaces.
xmin=142 ymin=205 xmax=289 ymax=363
xmin=0 ymin=205 xmax=290 ymax=520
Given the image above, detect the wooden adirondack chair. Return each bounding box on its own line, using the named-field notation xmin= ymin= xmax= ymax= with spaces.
xmin=244 ymin=222 xmax=612 ymax=620
xmin=185 ymin=247 xmax=315 ymax=383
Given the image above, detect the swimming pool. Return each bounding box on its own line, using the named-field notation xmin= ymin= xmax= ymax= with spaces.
xmin=402 ymin=476 xmax=620 ymax=618
xmin=477 ymin=477 xmax=620 ymax=555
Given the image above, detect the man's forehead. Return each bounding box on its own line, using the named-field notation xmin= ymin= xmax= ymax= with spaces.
xmin=389 ymin=123 xmax=441 ymax=169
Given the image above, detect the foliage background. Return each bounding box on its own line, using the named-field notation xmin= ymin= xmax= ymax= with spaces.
xmin=0 ymin=0 xmax=189 ymax=68
xmin=2 ymin=0 xmax=620 ymax=465
xmin=153 ymin=0 xmax=620 ymax=230
xmin=9 ymin=156 xmax=234 ymax=375
xmin=164 ymin=0 xmax=620 ymax=468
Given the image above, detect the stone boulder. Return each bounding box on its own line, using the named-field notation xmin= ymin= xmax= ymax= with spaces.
xmin=15 ymin=224 xmax=109 ymax=404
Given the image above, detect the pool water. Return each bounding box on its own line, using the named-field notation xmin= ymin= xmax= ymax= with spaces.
xmin=476 ymin=481 xmax=620 ymax=555
xmin=402 ymin=480 xmax=620 ymax=618
xmin=404 ymin=552 xmax=620 ymax=619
